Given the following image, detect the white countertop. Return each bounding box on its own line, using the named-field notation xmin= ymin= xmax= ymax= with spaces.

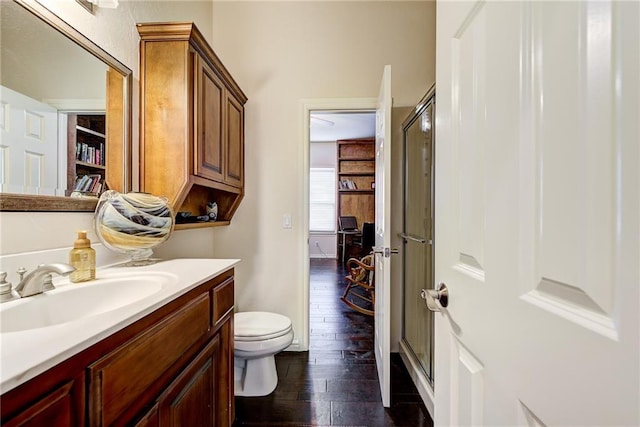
xmin=0 ymin=258 xmax=239 ymax=394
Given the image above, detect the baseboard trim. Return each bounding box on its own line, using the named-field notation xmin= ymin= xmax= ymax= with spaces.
xmin=309 ymin=254 xmax=337 ymax=259
xmin=284 ymin=339 xmax=303 ymax=352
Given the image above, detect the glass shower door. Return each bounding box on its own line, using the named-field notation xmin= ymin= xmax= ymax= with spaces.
xmin=401 ymin=91 xmax=435 ymax=383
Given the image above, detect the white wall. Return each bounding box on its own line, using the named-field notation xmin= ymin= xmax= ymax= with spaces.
xmin=309 ymin=141 xmax=337 ymax=258
xmin=209 ymin=1 xmax=437 ymax=350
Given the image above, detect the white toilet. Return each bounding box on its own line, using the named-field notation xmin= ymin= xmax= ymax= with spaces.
xmin=234 ymin=311 xmax=294 ymax=397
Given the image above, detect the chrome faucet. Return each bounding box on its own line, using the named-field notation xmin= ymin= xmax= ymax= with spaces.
xmin=15 ymin=263 xmax=75 ymax=298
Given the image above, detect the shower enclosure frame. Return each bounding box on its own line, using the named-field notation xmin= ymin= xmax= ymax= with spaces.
xmin=399 ymin=85 xmax=436 ymax=415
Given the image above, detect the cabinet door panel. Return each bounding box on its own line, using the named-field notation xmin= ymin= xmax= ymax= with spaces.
xmin=159 ymin=337 xmax=219 ymax=427
xmin=88 ymin=294 xmax=209 ymax=426
xmin=3 ymin=381 xmax=80 ymax=427
xmin=212 ymin=277 xmax=234 ymax=325
xmin=195 ymin=58 xmax=225 ymax=182
xmin=134 ymin=404 xmax=159 ymax=427
xmin=225 ymin=94 xmax=243 ymax=188
xmin=217 ymin=318 xmax=234 ymax=427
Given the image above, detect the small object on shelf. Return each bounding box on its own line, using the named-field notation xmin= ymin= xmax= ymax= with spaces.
xmin=94 ymin=190 xmax=174 ymax=266
xmin=206 ymin=201 xmax=218 ymax=221
xmin=70 ymin=191 xmax=100 ymax=199
xmin=175 ymin=212 xmax=210 ymax=224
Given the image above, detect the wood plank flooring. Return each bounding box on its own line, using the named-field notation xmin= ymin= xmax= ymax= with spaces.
xmin=233 ymin=258 xmax=433 ymax=426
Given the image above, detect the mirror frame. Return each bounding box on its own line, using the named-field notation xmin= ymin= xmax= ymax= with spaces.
xmin=0 ymin=0 xmax=132 ymax=212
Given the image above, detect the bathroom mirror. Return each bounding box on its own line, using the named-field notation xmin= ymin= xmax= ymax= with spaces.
xmin=0 ymin=0 xmax=131 ymax=212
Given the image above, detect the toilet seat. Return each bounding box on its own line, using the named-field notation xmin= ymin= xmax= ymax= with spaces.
xmin=235 ymin=311 xmax=292 ymax=342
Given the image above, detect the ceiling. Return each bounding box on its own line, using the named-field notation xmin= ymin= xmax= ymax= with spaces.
xmin=310 ymin=112 xmax=375 ymax=142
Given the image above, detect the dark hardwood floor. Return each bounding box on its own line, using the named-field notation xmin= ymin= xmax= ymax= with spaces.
xmin=233 ymin=258 xmax=433 ymax=426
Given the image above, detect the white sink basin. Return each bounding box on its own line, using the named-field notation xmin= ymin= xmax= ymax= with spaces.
xmin=0 ymin=271 xmax=178 ymax=333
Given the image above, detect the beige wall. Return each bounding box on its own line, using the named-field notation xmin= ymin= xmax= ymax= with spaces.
xmin=209 ymin=1 xmax=436 ymax=350
xmin=0 ymin=1 xmax=217 ymax=257
xmin=0 ymin=0 xmax=436 ymax=353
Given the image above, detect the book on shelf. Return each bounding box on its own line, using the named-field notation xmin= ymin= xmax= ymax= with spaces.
xmin=73 ymin=174 xmax=102 ymax=194
xmin=75 ymin=142 xmax=105 ymax=166
xmin=338 ymin=179 xmax=357 ymax=190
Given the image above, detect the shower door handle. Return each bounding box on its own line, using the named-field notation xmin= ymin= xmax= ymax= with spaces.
xmin=420 ymin=282 xmax=448 ymax=312
xmin=399 ymin=233 xmax=427 ymax=244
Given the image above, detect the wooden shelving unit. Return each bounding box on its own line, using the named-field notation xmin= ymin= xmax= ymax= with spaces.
xmin=337 ymin=138 xmax=375 ymax=228
xmin=67 ymin=114 xmax=106 ymax=195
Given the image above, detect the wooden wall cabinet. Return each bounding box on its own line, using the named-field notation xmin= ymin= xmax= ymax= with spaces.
xmin=138 ymin=23 xmax=247 ymax=229
xmin=0 ymin=270 xmax=235 ymax=427
xmin=337 ymin=138 xmax=375 ymax=228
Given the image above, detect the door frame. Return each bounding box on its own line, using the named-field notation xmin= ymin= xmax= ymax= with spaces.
xmin=300 ymin=98 xmax=377 ymax=352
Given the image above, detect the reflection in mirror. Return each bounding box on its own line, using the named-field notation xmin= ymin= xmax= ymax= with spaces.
xmin=0 ymin=0 xmax=131 ymax=211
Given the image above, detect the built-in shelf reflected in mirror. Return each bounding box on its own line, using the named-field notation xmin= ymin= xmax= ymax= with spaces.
xmin=0 ymin=0 xmax=131 ymax=212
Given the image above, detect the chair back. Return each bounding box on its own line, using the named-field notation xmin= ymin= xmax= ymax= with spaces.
xmin=361 ymin=222 xmax=375 ymax=248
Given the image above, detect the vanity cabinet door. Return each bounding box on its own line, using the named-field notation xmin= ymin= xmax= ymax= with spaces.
xmin=134 ymin=404 xmax=159 ymax=427
xmin=2 ymin=380 xmax=83 ymax=427
xmin=158 ymin=337 xmax=220 ymax=427
xmin=88 ymin=293 xmax=210 ymax=426
xmin=195 ymin=54 xmax=225 ymax=184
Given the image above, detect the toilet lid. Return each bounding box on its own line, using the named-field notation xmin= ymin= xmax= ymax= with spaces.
xmin=235 ymin=311 xmax=292 ymax=341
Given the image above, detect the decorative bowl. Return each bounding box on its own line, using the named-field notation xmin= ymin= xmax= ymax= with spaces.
xmin=94 ymin=190 xmax=174 ymax=265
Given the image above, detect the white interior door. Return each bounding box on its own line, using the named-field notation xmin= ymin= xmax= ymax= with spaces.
xmin=374 ymin=65 xmax=392 ymax=408
xmin=434 ymin=1 xmax=639 ymax=426
xmin=0 ymin=86 xmax=58 ymax=195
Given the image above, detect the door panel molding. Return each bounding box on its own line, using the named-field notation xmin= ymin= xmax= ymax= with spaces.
xmin=451 ymin=3 xmax=487 ymax=281
xmin=518 ymin=1 xmax=619 ymax=340
xmin=450 ymin=336 xmax=484 ymax=426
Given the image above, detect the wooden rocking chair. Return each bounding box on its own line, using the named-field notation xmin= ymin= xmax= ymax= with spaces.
xmin=340 ymin=254 xmax=375 ymax=316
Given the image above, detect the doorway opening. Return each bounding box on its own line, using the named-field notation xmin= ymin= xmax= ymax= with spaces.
xmin=307 ymin=109 xmax=376 ymax=349
xmin=309 ymin=111 xmax=376 ymax=262
xmin=300 ymin=98 xmax=377 ymax=353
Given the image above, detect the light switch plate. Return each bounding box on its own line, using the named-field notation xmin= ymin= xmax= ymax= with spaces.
xmin=283 ymin=214 xmax=292 ymax=229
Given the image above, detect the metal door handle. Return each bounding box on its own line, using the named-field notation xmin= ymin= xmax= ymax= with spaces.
xmin=373 ymin=247 xmax=399 ymax=257
xmin=399 ymin=233 xmax=426 ymax=244
xmin=420 ymin=282 xmax=448 ymax=312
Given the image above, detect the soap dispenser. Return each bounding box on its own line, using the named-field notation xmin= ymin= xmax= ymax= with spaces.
xmin=69 ymin=230 xmax=96 ymax=283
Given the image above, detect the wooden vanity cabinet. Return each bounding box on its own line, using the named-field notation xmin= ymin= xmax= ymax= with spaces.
xmin=138 ymin=22 xmax=247 ymax=229
xmin=0 ymin=269 xmax=235 ymax=427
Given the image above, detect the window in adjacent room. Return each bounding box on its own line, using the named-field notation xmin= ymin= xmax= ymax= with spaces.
xmin=309 ymin=167 xmax=336 ymax=232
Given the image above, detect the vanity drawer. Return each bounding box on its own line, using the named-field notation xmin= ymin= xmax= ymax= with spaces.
xmin=212 ymin=277 xmax=234 ymax=325
xmin=88 ymin=293 xmax=210 ymax=426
